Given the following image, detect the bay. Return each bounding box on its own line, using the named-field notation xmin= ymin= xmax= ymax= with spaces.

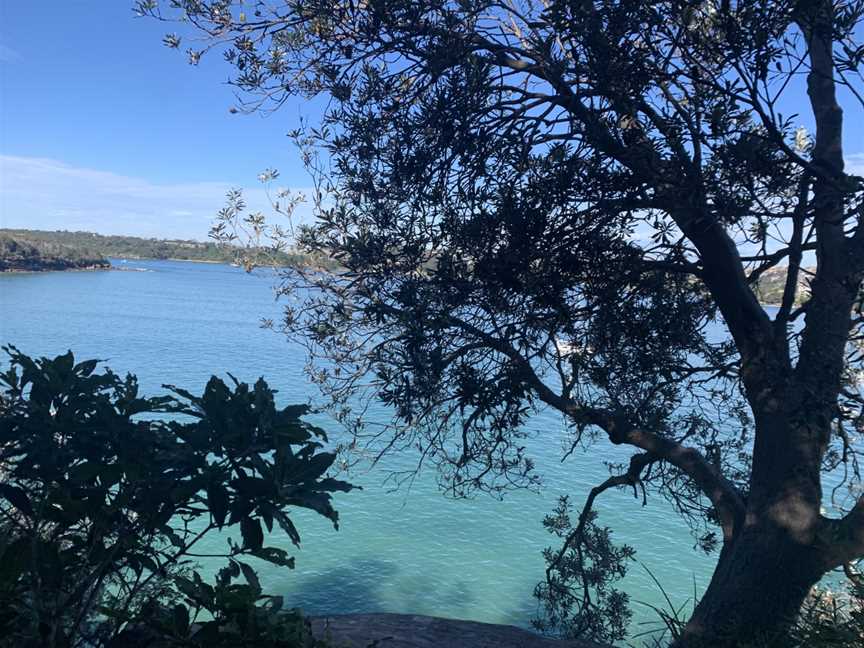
xmin=0 ymin=259 xmax=716 ymax=640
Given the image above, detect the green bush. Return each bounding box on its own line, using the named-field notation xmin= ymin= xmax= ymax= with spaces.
xmin=0 ymin=346 xmax=350 ymax=647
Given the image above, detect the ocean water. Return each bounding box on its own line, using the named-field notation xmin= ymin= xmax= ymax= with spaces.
xmin=0 ymin=259 xmax=718 ymax=642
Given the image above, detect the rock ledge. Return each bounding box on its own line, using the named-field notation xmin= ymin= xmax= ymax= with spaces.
xmin=311 ymin=613 xmax=608 ymax=648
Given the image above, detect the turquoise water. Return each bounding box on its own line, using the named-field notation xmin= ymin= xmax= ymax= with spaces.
xmin=0 ymin=259 xmax=717 ymax=642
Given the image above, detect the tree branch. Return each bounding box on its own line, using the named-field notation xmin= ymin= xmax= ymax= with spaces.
xmin=775 ymin=178 xmax=810 ymax=328
xmin=546 ymin=451 xmax=655 ymax=580
xmin=439 ymin=311 xmax=746 ymax=541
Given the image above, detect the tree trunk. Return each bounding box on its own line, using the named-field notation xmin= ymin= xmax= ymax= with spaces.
xmin=678 ymin=536 xmax=820 ymax=647
xmin=672 ymin=523 xmax=825 ymax=647
xmin=668 ymin=404 xmax=837 ymax=648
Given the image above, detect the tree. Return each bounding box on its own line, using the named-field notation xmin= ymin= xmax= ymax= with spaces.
xmin=0 ymin=346 xmax=350 ymax=647
xmin=137 ymin=1 xmax=864 ymax=645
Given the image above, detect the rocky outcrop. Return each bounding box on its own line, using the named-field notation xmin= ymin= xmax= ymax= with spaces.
xmin=310 ymin=613 xmax=609 ymax=648
xmin=752 ymin=265 xmax=813 ymax=306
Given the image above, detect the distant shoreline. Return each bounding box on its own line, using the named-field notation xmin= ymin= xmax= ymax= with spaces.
xmin=0 ymin=228 xmax=339 ymax=271
xmin=0 ymin=256 xmax=331 ymax=275
xmin=112 ymin=256 xmax=225 ymax=265
xmin=1 ymin=265 xmax=112 ymax=275
xmin=115 ymin=257 xmax=290 ymax=268
xmin=0 ymin=255 xmax=227 ymax=274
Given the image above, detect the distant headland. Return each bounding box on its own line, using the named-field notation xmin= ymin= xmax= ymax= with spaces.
xmin=0 ymin=232 xmax=111 ymax=272
xmin=0 ymin=228 xmax=338 ymax=272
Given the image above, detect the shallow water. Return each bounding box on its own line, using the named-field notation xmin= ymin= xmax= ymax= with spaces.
xmin=1 ymin=259 xmax=719 ymax=642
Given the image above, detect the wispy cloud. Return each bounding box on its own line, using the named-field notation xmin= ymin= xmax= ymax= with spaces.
xmin=2 ymin=152 xmax=860 ymax=243
xmin=0 ymin=43 xmax=21 ymax=63
xmin=0 ymin=155 xmax=312 ymax=240
xmin=846 ymin=153 xmax=864 ymax=177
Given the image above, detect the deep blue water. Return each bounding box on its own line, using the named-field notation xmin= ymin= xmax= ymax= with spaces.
xmin=0 ymin=259 xmax=719 ymax=643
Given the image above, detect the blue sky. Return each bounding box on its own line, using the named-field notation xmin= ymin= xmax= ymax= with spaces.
xmin=0 ymin=1 xmax=862 ymax=240
xmin=0 ymin=1 xmax=318 ymax=239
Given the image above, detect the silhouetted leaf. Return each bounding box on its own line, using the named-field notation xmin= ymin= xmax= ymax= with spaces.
xmin=237 ymin=561 xmax=260 ymax=593
xmin=240 ymin=516 xmax=263 ymax=551
xmin=250 ymin=547 xmax=295 ymax=568
xmin=206 ymin=483 xmax=230 ymax=528
xmin=173 ymin=604 xmax=189 ymax=635
xmin=0 ymin=484 xmax=33 ymax=517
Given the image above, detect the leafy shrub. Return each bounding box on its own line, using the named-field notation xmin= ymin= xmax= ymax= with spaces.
xmin=533 ymin=495 xmax=634 ymax=644
xmin=0 ymin=346 xmax=350 ymax=647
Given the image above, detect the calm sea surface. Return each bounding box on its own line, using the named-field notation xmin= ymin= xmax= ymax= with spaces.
xmin=0 ymin=259 xmax=718 ymax=642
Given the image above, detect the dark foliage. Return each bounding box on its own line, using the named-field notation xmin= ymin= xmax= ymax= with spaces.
xmin=532 ymin=496 xmax=634 ymax=644
xmin=0 ymin=346 xmax=349 ymax=647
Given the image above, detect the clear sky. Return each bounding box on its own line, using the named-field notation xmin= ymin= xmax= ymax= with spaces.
xmin=0 ymin=2 xmax=862 ymax=240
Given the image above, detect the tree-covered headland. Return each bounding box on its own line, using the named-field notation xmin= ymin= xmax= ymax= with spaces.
xmin=0 ymin=234 xmax=110 ymax=272
xmin=138 ymin=1 xmax=864 ymax=646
